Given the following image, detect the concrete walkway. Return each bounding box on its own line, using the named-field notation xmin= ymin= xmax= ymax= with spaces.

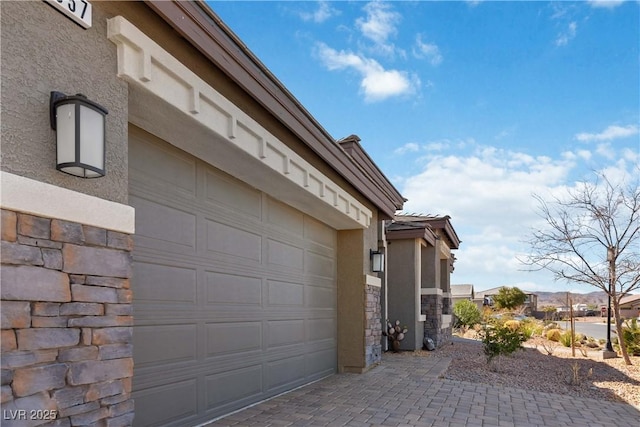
xmin=206 ymin=354 xmax=639 ymax=427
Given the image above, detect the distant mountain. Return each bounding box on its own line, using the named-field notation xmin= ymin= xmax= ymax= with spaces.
xmin=536 ymin=291 xmax=609 ymax=308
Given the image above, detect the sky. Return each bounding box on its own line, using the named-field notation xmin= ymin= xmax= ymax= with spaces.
xmin=208 ymin=1 xmax=640 ymax=294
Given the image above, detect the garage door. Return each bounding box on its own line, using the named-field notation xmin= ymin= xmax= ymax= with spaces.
xmin=129 ymin=127 xmax=337 ymax=426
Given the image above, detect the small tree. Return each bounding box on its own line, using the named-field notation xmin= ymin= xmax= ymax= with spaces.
xmin=453 ymin=300 xmax=482 ymax=330
xmin=493 ymin=287 xmax=527 ymax=311
xmin=523 ymin=171 xmax=640 ymax=365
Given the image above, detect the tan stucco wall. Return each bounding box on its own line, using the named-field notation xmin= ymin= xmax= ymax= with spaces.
xmin=1 ymin=1 xmax=128 ymax=203
xmin=387 ymin=238 xmax=422 ymax=350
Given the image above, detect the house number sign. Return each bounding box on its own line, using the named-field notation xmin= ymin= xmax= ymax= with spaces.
xmin=44 ymin=0 xmax=92 ymax=29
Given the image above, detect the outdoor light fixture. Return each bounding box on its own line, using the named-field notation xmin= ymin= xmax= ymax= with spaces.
xmin=370 ymin=249 xmax=384 ymax=273
xmin=50 ymin=91 xmax=108 ymax=178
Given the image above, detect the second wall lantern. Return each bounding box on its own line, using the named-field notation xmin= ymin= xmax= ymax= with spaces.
xmin=370 ymin=249 xmax=385 ymax=273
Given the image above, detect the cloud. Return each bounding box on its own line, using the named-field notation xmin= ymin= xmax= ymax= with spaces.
xmin=315 ymin=42 xmax=419 ymax=102
xmin=394 ymin=142 xmax=420 ymax=155
xmin=555 ymin=21 xmax=577 ymax=46
xmin=356 ymin=2 xmax=400 ymax=46
xmin=588 ymin=0 xmax=625 ymax=8
xmin=400 ymin=145 xmax=578 ymax=288
xmin=413 ymin=34 xmax=443 ymax=66
xmin=299 ymin=1 xmax=339 ymax=23
xmin=575 ymin=124 xmax=639 ymax=142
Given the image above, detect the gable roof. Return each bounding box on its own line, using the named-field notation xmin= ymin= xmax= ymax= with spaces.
xmin=146 ymin=1 xmax=405 ymax=219
xmin=393 ymin=214 xmax=461 ymax=249
xmin=620 ymin=293 xmax=640 ymax=307
xmin=451 ymin=284 xmax=475 ymax=298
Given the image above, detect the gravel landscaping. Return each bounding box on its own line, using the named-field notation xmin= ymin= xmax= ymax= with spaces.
xmin=413 ymin=335 xmax=640 ymax=409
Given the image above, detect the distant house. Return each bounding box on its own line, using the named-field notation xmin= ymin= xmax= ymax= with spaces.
xmin=385 ymin=214 xmax=461 ymax=350
xmin=619 ymin=294 xmax=640 ymax=320
xmin=451 ymin=284 xmax=475 ymax=305
xmin=475 ymin=286 xmax=538 ymax=315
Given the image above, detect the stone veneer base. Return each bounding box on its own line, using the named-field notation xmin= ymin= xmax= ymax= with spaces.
xmin=1 ymin=209 xmax=134 ymax=427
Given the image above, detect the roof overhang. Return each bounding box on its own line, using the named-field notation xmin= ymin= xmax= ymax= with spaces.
xmin=145 ymin=0 xmax=405 ymax=219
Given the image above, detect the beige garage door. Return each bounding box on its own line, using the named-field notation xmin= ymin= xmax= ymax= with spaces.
xmin=129 ymin=127 xmax=337 ymax=426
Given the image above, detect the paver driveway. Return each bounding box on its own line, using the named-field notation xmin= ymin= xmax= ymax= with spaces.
xmin=204 ymin=353 xmax=640 ymax=427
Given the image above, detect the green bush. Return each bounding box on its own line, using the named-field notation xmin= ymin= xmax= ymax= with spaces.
xmin=559 ymin=331 xmax=573 ymax=347
xmin=519 ymin=320 xmax=542 ymax=339
xmin=480 ymin=321 xmax=527 ymax=364
xmin=622 ymin=318 xmax=640 ymax=356
xmin=453 ymin=300 xmax=482 ymax=329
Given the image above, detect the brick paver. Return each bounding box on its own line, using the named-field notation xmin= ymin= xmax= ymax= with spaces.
xmin=205 ymin=354 xmax=639 ymax=427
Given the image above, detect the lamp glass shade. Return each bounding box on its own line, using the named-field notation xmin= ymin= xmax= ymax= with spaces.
xmin=79 ymin=105 xmax=105 ymax=178
xmin=371 ymin=251 xmax=384 ymax=273
xmin=56 ymin=103 xmax=76 ymax=166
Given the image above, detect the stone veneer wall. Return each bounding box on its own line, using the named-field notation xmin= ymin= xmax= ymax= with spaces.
xmin=364 ymin=284 xmax=382 ymax=367
xmin=1 ymin=209 xmax=134 ymax=427
xmin=421 ymin=294 xmax=452 ymax=348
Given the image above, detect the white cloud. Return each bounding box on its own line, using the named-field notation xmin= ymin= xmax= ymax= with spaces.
xmin=400 ymin=143 xmax=639 ymax=291
xmin=394 ymin=142 xmax=420 ymax=155
xmin=299 ymin=1 xmax=339 ymax=23
xmin=575 ymin=124 xmax=639 ymax=142
xmin=588 ymin=0 xmax=625 ymax=9
xmin=356 ymin=2 xmax=400 ymax=46
xmin=413 ymin=34 xmax=443 ymax=66
xmin=596 ymin=142 xmax=616 ymax=159
xmin=315 ymin=42 xmax=419 ymax=102
xmin=400 ymin=145 xmax=578 ymax=289
xmin=555 ymin=21 xmax=577 ymax=46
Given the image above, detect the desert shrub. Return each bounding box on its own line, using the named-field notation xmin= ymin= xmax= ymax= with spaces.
xmin=520 ymin=319 xmax=542 ymax=339
xmin=559 ymin=331 xmax=573 ymax=347
xmin=479 ymin=320 xmax=527 ymax=368
xmin=546 ymin=328 xmax=562 ymax=342
xmin=453 ymin=300 xmax=482 ymax=329
xmin=503 ymin=320 xmax=521 ymax=331
xmin=621 ymin=318 xmax=640 ymax=356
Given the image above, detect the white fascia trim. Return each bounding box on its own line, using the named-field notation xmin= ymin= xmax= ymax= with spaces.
xmin=107 ymin=16 xmax=371 ymax=229
xmin=420 ymin=288 xmax=443 ymax=296
xmin=364 ymin=274 xmax=381 ymax=288
xmin=0 ymin=172 xmax=135 ymax=233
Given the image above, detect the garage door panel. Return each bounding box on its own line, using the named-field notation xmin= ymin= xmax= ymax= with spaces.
xmin=267 ymin=319 xmax=305 ymax=348
xmin=134 ymin=262 xmax=197 ymax=304
xmin=267 ymin=280 xmax=304 ymax=307
xmin=304 ymin=216 xmax=336 ymax=249
xmin=267 ymin=239 xmax=303 ymax=271
xmin=266 ymin=198 xmax=304 ymax=236
xmin=206 ymin=322 xmax=262 ymax=356
xmin=132 ymin=196 xmax=196 ymax=250
xmin=307 ymin=318 xmax=336 ymax=342
xmin=129 ymin=130 xmax=197 ymax=197
xmin=133 ymin=324 xmax=197 ymax=367
xmin=206 ymin=219 xmax=262 ymax=262
xmin=205 ymin=364 xmax=263 ymax=409
xmin=267 ymin=355 xmax=306 ymax=391
xmin=306 ymin=348 xmax=336 ymax=378
xmin=306 ymin=285 xmax=336 ymax=309
xmin=206 ymin=272 xmax=262 ymax=305
xmin=205 ymin=170 xmax=262 ymax=219
xmin=132 ymin=379 xmax=198 ymax=427
xmin=306 ymin=251 xmax=335 ymax=278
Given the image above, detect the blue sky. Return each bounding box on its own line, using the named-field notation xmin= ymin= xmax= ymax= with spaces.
xmin=208 ymin=1 xmax=639 ymax=294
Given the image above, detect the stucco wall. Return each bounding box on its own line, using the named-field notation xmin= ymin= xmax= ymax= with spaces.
xmin=1 ymin=1 xmax=128 ymax=204
xmin=387 ymin=239 xmax=422 ymax=350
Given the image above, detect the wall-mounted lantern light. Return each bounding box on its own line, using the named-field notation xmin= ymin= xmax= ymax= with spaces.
xmin=370 ymin=249 xmax=384 ymax=273
xmin=50 ymin=91 xmax=108 ymax=178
